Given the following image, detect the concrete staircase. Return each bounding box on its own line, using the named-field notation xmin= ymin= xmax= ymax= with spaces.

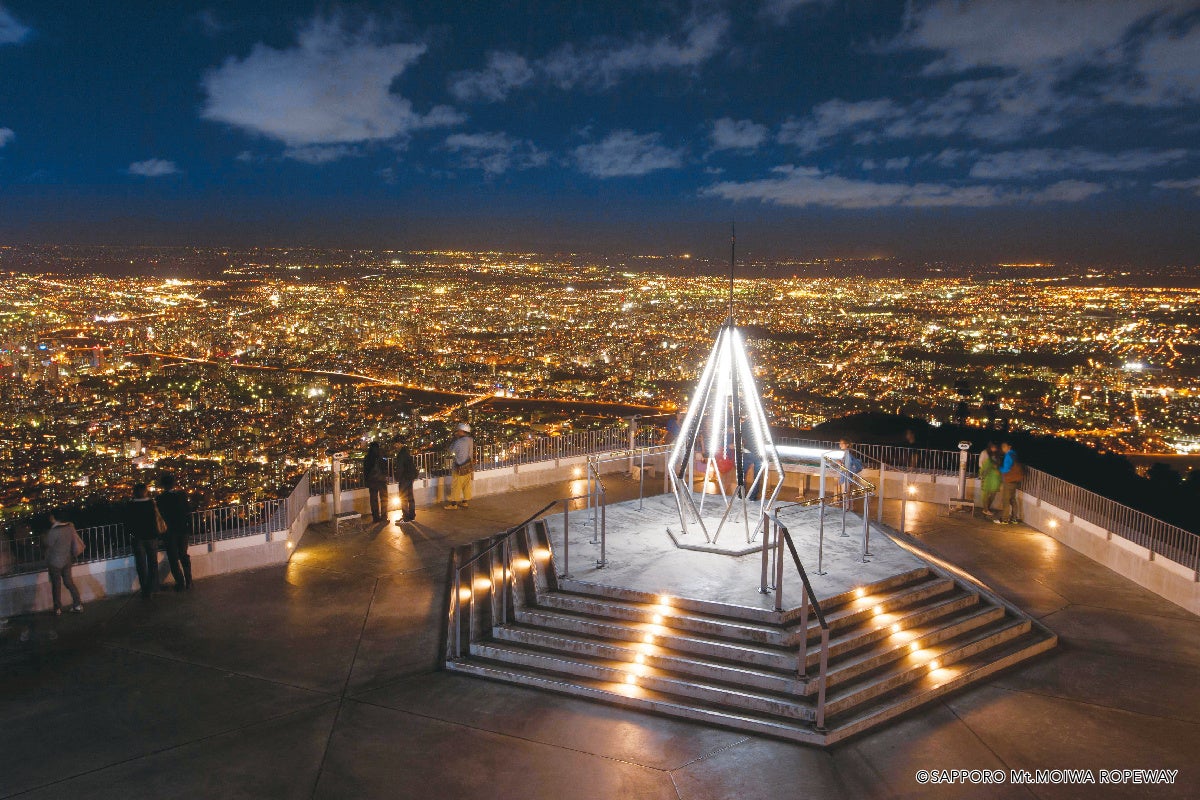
xmin=445 ymin=521 xmax=1056 ymax=746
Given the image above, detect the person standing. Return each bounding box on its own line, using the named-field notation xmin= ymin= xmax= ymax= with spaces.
xmin=837 ymin=438 xmax=864 ymax=512
xmin=445 ymin=423 xmax=474 ymax=509
xmin=156 ymin=473 xmax=192 ymax=590
xmin=978 ymin=442 xmax=1002 ymax=518
xmin=394 ymin=441 xmax=418 ymax=522
xmin=995 ymin=441 xmax=1024 ymax=525
xmin=363 ymin=440 xmax=388 ymax=522
xmin=125 ymin=483 xmax=161 ymax=598
xmin=44 ymin=510 xmax=84 ymax=615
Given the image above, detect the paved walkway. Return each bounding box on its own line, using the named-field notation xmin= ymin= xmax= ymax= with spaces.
xmin=1 ymin=480 xmax=1196 ymax=799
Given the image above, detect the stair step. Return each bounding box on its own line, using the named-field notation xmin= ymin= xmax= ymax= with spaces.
xmin=819 ymin=590 xmax=980 ymax=664
xmin=824 ymin=617 xmax=1031 ymax=716
xmin=446 ymin=658 xmax=825 ymax=745
xmin=469 ymin=640 xmax=816 ymax=721
xmin=493 ymin=625 xmax=803 ymax=695
xmin=823 ymin=604 xmax=1007 ymax=689
xmin=826 ymin=629 xmax=1058 ymax=743
xmin=513 ymin=607 xmax=796 ymax=671
xmin=558 ymin=565 xmax=933 ymax=625
xmin=539 ymin=575 xmax=956 ymax=647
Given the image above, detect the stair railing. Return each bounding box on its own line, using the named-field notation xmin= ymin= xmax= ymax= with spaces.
xmin=446 ymin=495 xmax=593 ymax=664
xmin=761 ymin=510 xmax=832 ymax=731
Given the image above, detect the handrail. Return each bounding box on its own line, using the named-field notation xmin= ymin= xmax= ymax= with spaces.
xmin=457 ymin=500 xmax=558 ymax=571
xmin=761 ymin=509 xmax=832 ymax=731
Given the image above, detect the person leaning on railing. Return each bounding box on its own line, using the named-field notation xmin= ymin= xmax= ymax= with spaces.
xmin=125 ymin=483 xmax=161 ymax=598
xmin=156 ymin=472 xmax=192 ymax=591
xmin=44 ymin=509 xmax=84 ymax=615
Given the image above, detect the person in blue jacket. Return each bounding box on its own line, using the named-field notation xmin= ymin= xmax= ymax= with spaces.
xmin=995 ymin=441 xmax=1023 ymax=524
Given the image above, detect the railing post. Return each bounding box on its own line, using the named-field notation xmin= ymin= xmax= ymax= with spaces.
xmin=760 ymin=514 xmax=771 ymax=594
xmin=877 ymin=462 xmax=886 ymax=523
xmin=815 ymin=626 xmax=830 ymax=732
xmin=638 ymin=450 xmax=645 ymax=510
xmin=599 ymin=491 xmax=607 ymax=568
xmin=774 ymin=524 xmax=785 ymax=612
xmin=797 ymin=583 xmax=810 ymax=680
xmin=862 ymin=495 xmax=872 ymax=560
xmin=560 ymin=498 xmax=571 ymax=579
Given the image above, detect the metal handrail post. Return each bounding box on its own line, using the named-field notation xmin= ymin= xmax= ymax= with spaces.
xmin=561 ymin=498 xmax=571 ymax=579
xmin=817 ymin=501 xmax=826 ymax=576
xmin=759 ymin=514 xmax=771 ymax=594
xmin=468 ymin=559 xmax=476 ymax=652
xmin=797 ymin=583 xmax=810 ymax=680
xmin=862 ymin=495 xmax=872 ymax=560
xmin=638 ymin=450 xmax=645 ymax=510
xmin=598 ymin=489 xmax=607 ymax=568
xmin=774 ymin=521 xmax=785 ymax=612
xmin=815 ymin=627 xmax=830 ymax=731
xmin=878 ymin=463 xmax=886 ymax=523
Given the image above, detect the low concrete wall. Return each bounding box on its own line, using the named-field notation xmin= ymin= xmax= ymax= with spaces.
xmin=1 ymin=534 xmax=292 ymax=617
xmin=1019 ymin=493 xmax=1199 ymax=615
xmin=871 ymin=469 xmax=1199 ymax=615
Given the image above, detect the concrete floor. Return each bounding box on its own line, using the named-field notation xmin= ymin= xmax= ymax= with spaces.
xmin=1 ymin=477 xmax=1197 ymax=799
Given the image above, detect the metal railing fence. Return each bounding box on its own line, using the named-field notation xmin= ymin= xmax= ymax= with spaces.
xmin=1 ymin=474 xmax=310 ymax=578
xmin=1021 ymin=466 xmax=1199 ymax=575
xmin=311 ymin=424 xmax=660 ymax=496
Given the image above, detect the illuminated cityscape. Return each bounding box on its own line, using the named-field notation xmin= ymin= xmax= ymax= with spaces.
xmin=3 ymin=246 xmax=1199 ymax=520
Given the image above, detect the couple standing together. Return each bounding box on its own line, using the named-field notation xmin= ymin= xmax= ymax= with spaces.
xmin=979 ymin=441 xmax=1023 ymax=524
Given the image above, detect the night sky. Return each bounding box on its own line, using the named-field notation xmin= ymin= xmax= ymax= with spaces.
xmin=1 ymin=1 xmax=1199 ymax=264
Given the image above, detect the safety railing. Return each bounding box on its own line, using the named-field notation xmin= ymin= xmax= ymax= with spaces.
xmin=584 ymin=444 xmax=673 ymax=566
xmin=312 ymin=424 xmax=662 ymax=496
xmin=760 ymin=510 xmax=831 ymax=731
xmin=1 ymin=523 xmax=133 ymax=577
xmin=2 ymin=474 xmax=310 ymax=578
xmin=1022 ymin=466 xmax=1199 ymax=575
xmin=776 ymin=438 xmax=973 ymax=478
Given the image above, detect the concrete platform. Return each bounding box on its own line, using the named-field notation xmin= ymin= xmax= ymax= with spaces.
xmin=543 ymin=492 xmax=926 ymax=613
xmin=1 ymin=476 xmax=1196 ymax=799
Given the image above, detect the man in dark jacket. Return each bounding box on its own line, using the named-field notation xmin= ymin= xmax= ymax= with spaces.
xmin=125 ymin=483 xmax=161 ymax=598
xmin=156 ymin=472 xmax=192 ymax=590
xmin=393 ymin=440 xmax=418 ymax=522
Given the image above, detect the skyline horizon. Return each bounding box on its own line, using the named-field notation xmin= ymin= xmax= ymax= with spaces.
xmin=2 ymin=1 xmax=1199 ymax=264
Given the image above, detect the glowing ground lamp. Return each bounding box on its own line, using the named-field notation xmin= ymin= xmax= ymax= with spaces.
xmin=666 ymin=322 xmax=783 ymax=544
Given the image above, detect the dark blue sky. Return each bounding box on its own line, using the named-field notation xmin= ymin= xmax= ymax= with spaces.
xmin=1 ymin=1 xmax=1199 ymax=263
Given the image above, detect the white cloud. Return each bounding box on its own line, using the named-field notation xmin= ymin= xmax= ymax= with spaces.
xmin=970 ymin=148 xmax=1190 ymax=179
xmin=283 ymin=144 xmax=361 ymax=164
xmin=451 ymin=13 xmax=728 ymax=102
xmin=779 ymin=99 xmax=903 ymax=152
xmin=545 ymin=14 xmax=728 ymax=89
xmin=0 ymin=5 xmax=31 ymax=45
xmin=897 ymin=0 xmax=1172 ymax=75
xmin=709 ymin=118 xmax=768 ymax=152
xmin=444 ymin=132 xmax=548 ymax=175
xmin=761 ymin=0 xmax=826 ymax=24
xmin=450 ymin=52 xmax=535 ymax=102
xmin=704 ymin=164 xmax=1105 ymax=208
xmin=1155 ymin=176 xmax=1200 ymax=195
xmin=128 ymin=159 xmax=180 ymax=177
xmin=0 ymin=127 xmax=13 ymax=147
xmin=574 ymin=130 xmax=684 ymax=178
xmin=201 ymin=15 xmax=462 ymax=155
xmin=1127 ymin=22 xmax=1200 ymax=105
xmin=883 ymin=157 xmax=911 ymax=170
